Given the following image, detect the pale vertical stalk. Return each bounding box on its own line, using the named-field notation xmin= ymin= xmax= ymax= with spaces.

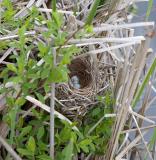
xmin=105 ymin=38 xmax=150 ymax=160
xmin=50 ymin=48 xmax=56 ymax=159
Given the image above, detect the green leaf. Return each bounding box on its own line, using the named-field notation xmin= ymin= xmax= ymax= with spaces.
xmin=2 ymin=0 xmax=15 ymax=21
xmin=8 ymin=76 xmax=23 ymax=83
xmin=78 ymin=139 xmax=92 ymax=153
xmin=60 ymin=127 xmax=71 ymax=142
xmin=85 ymin=25 xmax=93 ymax=33
xmin=41 ymin=67 xmax=50 ymax=79
xmin=38 ymin=42 xmax=49 ymax=57
xmin=0 ymin=41 xmax=8 ymax=51
xmin=0 ymin=68 xmax=9 ymax=78
xmin=52 ymin=12 xmax=62 ymax=28
xmin=79 ymin=139 xmax=92 ymax=146
xmin=2 ymin=0 xmax=14 ymax=11
xmin=6 ymin=97 xmax=15 ymax=107
xmin=44 ymin=83 xmax=51 ymax=93
xmin=7 ymin=64 xmax=17 ymax=73
xmin=37 ymin=155 xmax=52 ymax=160
xmin=79 ymin=144 xmax=89 ymax=153
xmin=61 ymin=53 xmax=72 ymax=65
xmin=61 ymin=46 xmax=80 ymax=65
xmin=43 ymin=54 xmax=53 ymax=65
xmin=60 ymin=46 xmax=79 ymax=65
xmin=62 ymin=140 xmax=74 ymax=160
xmin=52 ymin=0 xmax=56 ymax=12
xmin=132 ymin=58 xmax=156 ymax=108
xmin=17 ymin=148 xmax=33 ymax=156
xmin=85 ymin=0 xmax=101 ymax=25
xmin=27 ymin=68 xmax=40 ymax=79
xmin=35 ymin=92 xmax=45 ymax=104
xmin=16 ymin=116 xmax=24 ymax=129
xmin=91 ymin=108 xmax=101 ymax=117
xmin=146 ymin=0 xmax=153 ymax=20
xmin=104 ymin=92 xmax=112 ymax=107
xmin=37 ymin=141 xmax=48 ymax=152
xmin=15 ymin=97 xmax=26 ymax=106
xmin=18 ymin=126 xmax=32 ymax=140
xmin=27 ymin=136 xmax=36 ymax=153
xmin=54 ymin=32 xmax=66 ymax=46
xmin=37 ymin=126 xmax=45 ymax=140
xmin=30 ymin=6 xmax=40 ymax=20
xmin=48 ymin=66 xmax=68 ymax=83
xmin=17 ymin=55 xmax=25 ymax=75
xmin=18 ymin=26 xmax=26 ymax=44
xmin=8 ymin=105 xmax=19 ymax=144
xmin=90 ymin=142 xmax=96 ymax=151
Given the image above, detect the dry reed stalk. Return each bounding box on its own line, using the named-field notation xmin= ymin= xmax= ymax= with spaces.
xmin=0 ymin=135 xmax=22 ymax=160
xmin=38 ymin=8 xmax=80 ymax=14
xmin=77 ymin=41 xmax=143 ymax=58
xmin=115 ymin=131 xmax=147 ymax=160
xmin=130 ymin=83 xmax=153 ymax=158
xmin=105 ymin=37 xmax=151 ymax=160
xmin=129 ymin=109 xmax=155 ymax=124
xmin=68 ymin=36 xmax=145 ymax=44
xmin=130 ymin=107 xmax=153 ymax=159
xmin=50 ymin=48 xmax=56 ymax=159
xmin=0 ymin=48 xmax=14 ymax=63
xmin=121 ymin=124 xmax=156 ymax=134
xmin=0 ymin=122 xmax=9 ymax=148
xmin=25 ymin=95 xmax=79 ymax=131
xmin=94 ymin=22 xmax=155 ymax=32
xmin=0 ymin=31 xmax=36 ymax=41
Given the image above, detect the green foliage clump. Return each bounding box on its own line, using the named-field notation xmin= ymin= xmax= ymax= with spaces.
xmin=0 ymin=1 xmax=114 ymax=159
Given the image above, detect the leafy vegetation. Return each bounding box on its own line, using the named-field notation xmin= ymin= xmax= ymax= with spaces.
xmin=0 ymin=1 xmax=114 ymax=159
xmin=1 ymin=0 xmax=155 ymax=159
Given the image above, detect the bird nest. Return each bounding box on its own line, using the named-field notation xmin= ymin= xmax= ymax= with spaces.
xmin=55 ymin=54 xmax=116 ymax=120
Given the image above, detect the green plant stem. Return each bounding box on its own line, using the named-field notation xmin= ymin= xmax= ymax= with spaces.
xmin=87 ymin=115 xmax=105 ymax=135
xmin=146 ymin=0 xmax=153 ymax=20
xmin=132 ymin=58 xmax=156 ymax=108
xmin=52 ymin=0 xmax=56 ymax=12
xmin=85 ymin=0 xmax=101 ymax=25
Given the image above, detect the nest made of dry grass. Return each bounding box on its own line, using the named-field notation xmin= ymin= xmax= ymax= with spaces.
xmin=55 ymin=53 xmax=116 ymax=119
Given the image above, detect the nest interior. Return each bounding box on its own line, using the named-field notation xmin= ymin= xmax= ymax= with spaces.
xmin=68 ymin=58 xmax=92 ymax=89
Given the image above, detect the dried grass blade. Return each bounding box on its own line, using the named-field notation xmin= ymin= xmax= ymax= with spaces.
xmin=115 ymin=131 xmax=147 ymax=160
xmin=121 ymin=124 xmax=156 ymax=134
xmin=50 ymin=48 xmax=56 ymax=158
xmin=94 ymin=22 xmax=155 ymax=32
xmin=25 ymin=95 xmax=79 ymax=131
xmin=129 ymin=109 xmax=155 ymax=124
xmin=79 ymin=41 xmax=142 ymax=58
xmin=0 ymin=135 xmax=22 ymax=160
xmin=131 ymin=109 xmax=153 ymax=160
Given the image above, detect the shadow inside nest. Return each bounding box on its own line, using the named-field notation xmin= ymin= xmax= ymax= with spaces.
xmin=68 ymin=58 xmax=92 ymax=90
